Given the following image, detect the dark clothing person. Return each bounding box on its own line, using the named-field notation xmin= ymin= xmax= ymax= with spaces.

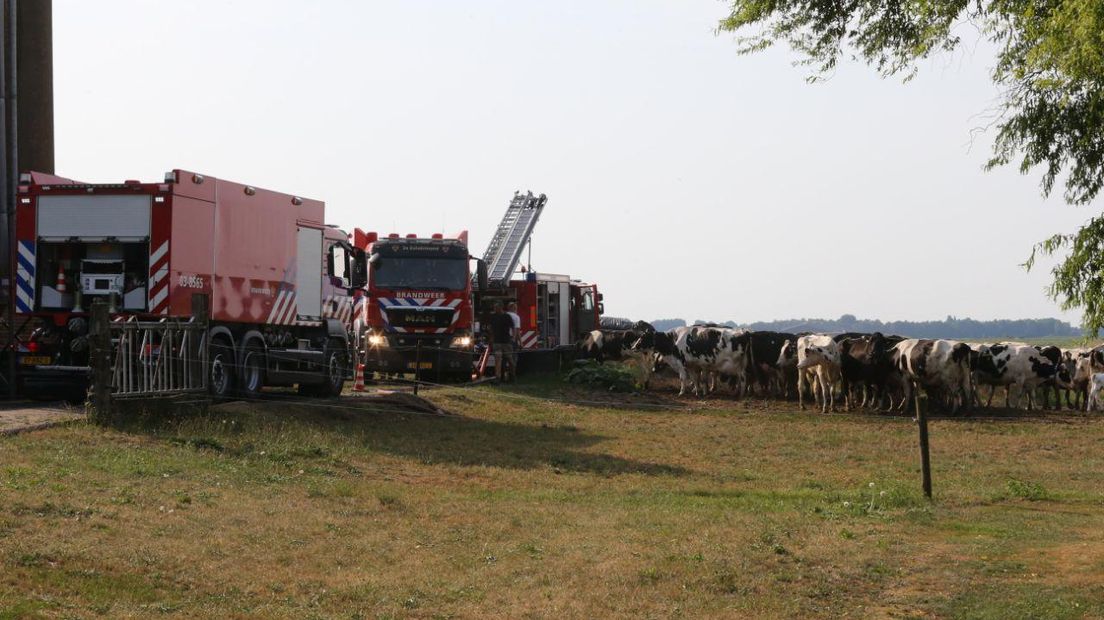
xmin=489 ymin=311 xmax=514 ymax=345
xmin=489 ymin=309 xmax=517 ymax=381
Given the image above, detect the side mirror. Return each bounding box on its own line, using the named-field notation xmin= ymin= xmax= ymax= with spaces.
xmin=349 ymin=248 xmax=368 ymax=289
xmin=598 ymin=303 xmax=604 ymax=315
xmin=476 ymin=259 xmax=488 ymax=291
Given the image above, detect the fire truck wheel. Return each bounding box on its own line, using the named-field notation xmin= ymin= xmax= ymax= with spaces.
xmin=240 ymin=346 xmax=265 ymax=398
xmin=318 ymin=340 xmax=347 ymax=397
xmin=208 ymin=339 xmax=235 ymax=399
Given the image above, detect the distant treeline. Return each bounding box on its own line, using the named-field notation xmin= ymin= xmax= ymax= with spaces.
xmin=648 ymin=314 xmax=1083 ymax=339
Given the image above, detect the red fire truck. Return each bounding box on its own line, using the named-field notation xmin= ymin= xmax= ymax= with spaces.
xmin=351 ymin=229 xmax=478 ymax=382
xmin=502 ymin=273 xmax=602 ymax=350
xmin=14 ymin=169 xmax=367 ymax=399
xmin=474 ymin=192 xmax=604 ymax=375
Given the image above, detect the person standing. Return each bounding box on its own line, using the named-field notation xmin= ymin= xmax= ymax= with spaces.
xmin=489 ymin=302 xmax=516 ymax=382
xmin=506 ymin=301 xmax=522 ymax=342
xmin=506 ymin=301 xmax=522 ymax=375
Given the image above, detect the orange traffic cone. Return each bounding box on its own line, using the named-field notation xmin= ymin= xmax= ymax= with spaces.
xmin=353 ymin=363 xmax=366 ymax=392
xmin=56 ymin=264 xmax=67 ymax=293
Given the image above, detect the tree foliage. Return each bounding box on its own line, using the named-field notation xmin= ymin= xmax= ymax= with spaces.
xmin=719 ymin=0 xmax=1104 ymax=335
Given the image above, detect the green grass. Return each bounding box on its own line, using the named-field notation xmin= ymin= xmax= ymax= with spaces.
xmin=1 ymin=378 xmax=1104 ymax=618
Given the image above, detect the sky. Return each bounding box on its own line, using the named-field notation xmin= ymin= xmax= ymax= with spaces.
xmin=52 ymin=0 xmax=1097 ymax=325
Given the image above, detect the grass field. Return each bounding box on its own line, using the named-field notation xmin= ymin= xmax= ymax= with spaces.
xmin=2 ymin=377 xmax=1104 ymax=619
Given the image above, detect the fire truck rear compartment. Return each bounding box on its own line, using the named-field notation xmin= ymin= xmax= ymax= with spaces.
xmin=34 ymin=193 xmax=154 ymax=312
xmin=35 ymin=241 xmax=150 ymax=311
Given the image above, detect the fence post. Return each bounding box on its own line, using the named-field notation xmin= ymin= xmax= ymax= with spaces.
xmin=88 ymin=300 xmax=112 ymax=421
xmin=915 ymin=386 xmax=933 ymax=499
xmin=414 ymin=339 xmax=421 ymax=396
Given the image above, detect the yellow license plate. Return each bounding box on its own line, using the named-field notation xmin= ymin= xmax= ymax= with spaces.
xmin=20 ymin=356 xmax=52 ymax=365
xmin=406 ymin=362 xmax=433 ymax=370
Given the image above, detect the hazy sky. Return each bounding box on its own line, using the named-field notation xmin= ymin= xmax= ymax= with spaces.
xmin=53 ymin=1 xmax=1095 ymax=324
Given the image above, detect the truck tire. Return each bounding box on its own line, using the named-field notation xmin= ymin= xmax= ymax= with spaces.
xmin=317 ymin=339 xmax=347 ymax=397
xmin=209 ymin=339 xmax=235 ymax=399
xmin=240 ymin=345 xmax=265 ymax=398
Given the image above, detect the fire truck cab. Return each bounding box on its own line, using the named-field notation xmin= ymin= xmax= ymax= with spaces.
xmin=353 ymin=230 xmax=476 ymax=382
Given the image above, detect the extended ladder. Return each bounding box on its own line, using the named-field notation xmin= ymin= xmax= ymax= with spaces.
xmin=482 ymin=191 xmax=547 ymax=287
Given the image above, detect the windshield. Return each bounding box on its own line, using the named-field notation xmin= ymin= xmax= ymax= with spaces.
xmin=372 ymin=257 xmax=468 ymax=291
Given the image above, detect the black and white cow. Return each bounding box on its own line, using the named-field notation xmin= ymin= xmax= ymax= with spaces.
xmin=746 ymin=331 xmax=796 ymax=397
xmin=891 ymin=339 xmax=973 ymax=414
xmin=577 ymin=330 xmax=634 ymax=364
xmin=838 ymin=332 xmax=903 ymax=410
xmin=794 ymin=334 xmax=842 ymax=413
xmin=634 ymin=325 xmax=751 ymax=397
xmin=1063 ymin=346 xmax=1104 ymax=411
xmin=973 ymin=343 xmax=1071 ymax=410
xmin=1087 ymin=372 xmax=1104 ymax=411
xmin=1034 ymin=345 xmax=1067 ymax=409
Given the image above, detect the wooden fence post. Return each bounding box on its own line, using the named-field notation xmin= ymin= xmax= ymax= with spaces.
xmin=88 ymin=300 xmax=112 ymax=422
xmin=915 ymin=386 xmax=933 ymax=499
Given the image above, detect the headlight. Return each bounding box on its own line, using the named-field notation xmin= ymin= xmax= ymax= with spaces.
xmin=367 ymin=334 xmax=387 ymax=347
xmin=451 ymin=334 xmax=473 ymax=349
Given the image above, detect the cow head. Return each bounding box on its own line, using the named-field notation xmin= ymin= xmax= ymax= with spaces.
xmin=628 ymin=329 xmax=654 ymax=352
xmin=1074 ymin=352 xmax=1095 ymax=384
xmin=1055 ymin=360 xmax=1074 ymax=388
xmin=797 ymin=346 xmax=832 ymax=369
xmin=1092 ymin=347 xmax=1104 ymax=370
xmin=777 ymin=340 xmax=796 ymax=367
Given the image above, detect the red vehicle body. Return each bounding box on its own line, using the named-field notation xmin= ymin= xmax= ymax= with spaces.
xmin=351 ymin=230 xmax=475 ymax=381
xmin=507 ymin=275 xmax=601 ymax=350
xmin=474 ymin=273 xmax=602 ymax=376
xmin=14 ymin=169 xmax=366 ymax=399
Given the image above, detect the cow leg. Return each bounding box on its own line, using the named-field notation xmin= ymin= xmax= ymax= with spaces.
xmin=894 ymin=378 xmax=909 ymax=412
xmin=676 ymin=366 xmax=690 ymax=397
xmin=798 ymin=369 xmax=807 ymax=410
xmin=817 ymin=368 xmax=830 ymax=414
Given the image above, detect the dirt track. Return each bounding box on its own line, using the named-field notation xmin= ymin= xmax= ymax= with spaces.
xmin=0 ymin=401 xmax=83 ymax=435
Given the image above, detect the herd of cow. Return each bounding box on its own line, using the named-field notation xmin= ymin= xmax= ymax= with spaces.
xmin=578 ymin=323 xmax=1104 ymax=414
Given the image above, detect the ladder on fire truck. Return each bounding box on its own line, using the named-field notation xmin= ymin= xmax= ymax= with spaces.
xmin=482 ymin=191 xmax=547 ymax=287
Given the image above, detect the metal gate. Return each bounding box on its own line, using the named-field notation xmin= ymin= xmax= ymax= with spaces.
xmin=85 ymin=295 xmax=209 ymax=420
xmin=110 ymin=316 xmax=207 ymax=398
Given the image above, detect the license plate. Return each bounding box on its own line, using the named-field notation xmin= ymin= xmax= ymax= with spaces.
xmin=406 ymin=362 xmax=433 ymax=370
xmin=20 ymin=356 xmax=52 ymax=366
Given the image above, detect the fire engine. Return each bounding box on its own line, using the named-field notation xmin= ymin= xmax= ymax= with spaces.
xmin=351 ymin=229 xmax=478 ymax=382
xmin=474 ymin=191 xmax=603 ymax=375
xmin=14 ymin=169 xmax=367 ymax=399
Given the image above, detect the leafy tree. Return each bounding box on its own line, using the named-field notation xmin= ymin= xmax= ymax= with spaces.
xmin=718 ymin=1 xmax=1104 ymax=335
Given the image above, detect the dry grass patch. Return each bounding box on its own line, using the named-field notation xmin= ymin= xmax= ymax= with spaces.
xmin=0 ymin=376 xmax=1102 ymax=618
